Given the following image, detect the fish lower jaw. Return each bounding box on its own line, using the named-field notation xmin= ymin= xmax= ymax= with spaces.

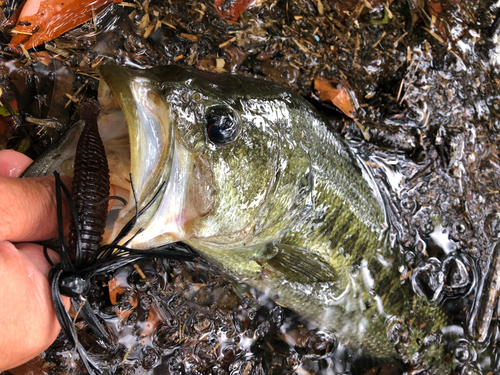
xmin=130 ymin=220 xmax=191 ymax=247
xmin=188 ymin=235 xmax=262 ymax=253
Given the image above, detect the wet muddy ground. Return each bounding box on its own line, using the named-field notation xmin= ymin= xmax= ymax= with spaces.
xmin=1 ymin=0 xmax=500 ymax=374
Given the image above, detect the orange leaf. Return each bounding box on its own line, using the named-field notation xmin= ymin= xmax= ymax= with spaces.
xmin=3 ymin=0 xmax=27 ymax=28
xmin=427 ymin=0 xmax=446 ymax=16
xmin=8 ymin=0 xmax=122 ymax=53
xmin=141 ymin=306 xmax=161 ymax=339
xmin=109 ymin=276 xmax=142 ymax=322
xmin=5 ymin=99 xmax=19 ymax=112
xmin=116 ymin=307 xmax=133 ymax=322
xmin=31 ymin=51 xmax=53 ymax=65
xmin=214 ymin=0 xmax=255 ymax=21
xmin=108 ymin=277 xmax=125 ymax=305
xmin=314 ymin=76 xmax=356 ymax=119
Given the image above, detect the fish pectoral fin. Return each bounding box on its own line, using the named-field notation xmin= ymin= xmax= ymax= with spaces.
xmin=255 ymin=243 xmax=337 ymax=284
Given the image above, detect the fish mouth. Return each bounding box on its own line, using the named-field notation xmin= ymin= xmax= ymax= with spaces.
xmin=98 ymin=65 xmax=208 ymax=249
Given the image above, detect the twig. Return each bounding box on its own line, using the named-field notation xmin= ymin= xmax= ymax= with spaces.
xmin=20 ymin=44 xmax=31 ymax=62
xmin=91 ymin=6 xmax=97 ymax=32
xmin=471 ymin=243 xmax=500 ymax=342
xmin=219 ymin=37 xmax=236 ymax=48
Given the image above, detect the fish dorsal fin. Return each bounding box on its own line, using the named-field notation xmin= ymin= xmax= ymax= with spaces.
xmin=255 ymin=243 xmax=338 ymax=284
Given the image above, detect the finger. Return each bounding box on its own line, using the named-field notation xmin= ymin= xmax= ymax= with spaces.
xmin=15 ymin=242 xmax=61 ymax=278
xmin=12 ymin=242 xmax=70 ymax=308
xmin=0 ymin=241 xmax=69 ymax=370
xmin=0 ymin=150 xmax=115 ymax=242
xmin=0 ymin=175 xmax=72 ymax=242
xmin=0 ymin=149 xmax=33 ymax=177
xmin=0 ymin=149 xmax=71 ymax=242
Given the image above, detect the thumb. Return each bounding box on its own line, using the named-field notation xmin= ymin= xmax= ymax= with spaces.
xmin=0 ymin=175 xmax=71 ymax=242
xmin=0 ymin=149 xmax=71 ymax=243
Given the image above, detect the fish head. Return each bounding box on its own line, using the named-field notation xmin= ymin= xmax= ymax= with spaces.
xmin=99 ymin=65 xmax=314 ymax=251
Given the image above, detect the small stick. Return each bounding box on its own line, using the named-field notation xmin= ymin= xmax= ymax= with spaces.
xmin=91 ymin=6 xmax=97 ymax=31
xmin=470 ymin=243 xmax=500 ymax=342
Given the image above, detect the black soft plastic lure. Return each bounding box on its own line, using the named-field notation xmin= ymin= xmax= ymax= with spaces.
xmin=44 ymin=99 xmax=196 ymax=374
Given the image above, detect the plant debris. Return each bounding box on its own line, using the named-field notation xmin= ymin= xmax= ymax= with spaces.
xmin=7 ymin=0 xmax=122 ymax=53
xmin=313 ymin=76 xmax=356 ymax=119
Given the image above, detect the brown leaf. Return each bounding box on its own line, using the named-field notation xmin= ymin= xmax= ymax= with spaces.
xmin=427 ymin=0 xmax=446 ymax=16
xmin=0 ymin=116 xmax=15 ymax=149
xmin=181 ymin=33 xmax=198 ymax=42
xmin=108 ymin=277 xmax=125 ymax=305
xmin=6 ymin=356 xmax=47 ymax=375
xmin=7 ymin=0 xmax=122 ymax=53
xmin=260 ymin=60 xmax=300 ymax=85
xmin=109 ymin=276 xmax=138 ymax=322
xmin=214 ymin=0 xmax=254 ymax=21
xmin=31 ymin=51 xmax=53 ymax=66
xmin=46 ymin=59 xmax=75 ymax=121
xmin=314 ymin=76 xmax=356 ymax=119
xmin=141 ymin=306 xmax=161 ymax=338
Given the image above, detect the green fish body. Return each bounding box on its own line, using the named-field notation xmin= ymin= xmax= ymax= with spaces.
xmin=28 ymin=64 xmax=454 ymax=370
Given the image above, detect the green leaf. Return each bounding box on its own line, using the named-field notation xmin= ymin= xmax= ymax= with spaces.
xmin=371 ymin=8 xmax=389 ymax=25
xmin=0 ymin=105 xmax=18 ymax=117
xmin=16 ymin=138 xmax=31 ymax=154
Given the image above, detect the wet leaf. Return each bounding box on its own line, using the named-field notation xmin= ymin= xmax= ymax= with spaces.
xmin=16 ymin=137 xmax=30 ymax=154
xmin=224 ymin=47 xmax=249 ymax=71
xmin=6 ymin=355 xmax=47 ymax=375
xmin=141 ymin=306 xmax=161 ymax=338
xmin=8 ymin=65 xmax=36 ymax=112
xmin=7 ymin=0 xmax=123 ymax=53
xmin=31 ymin=51 xmax=54 ymax=65
xmin=109 ymin=277 xmax=125 ymax=305
xmin=198 ymin=56 xmax=218 ymax=71
xmin=0 ymin=100 xmax=18 ymax=116
xmin=313 ymin=76 xmax=356 ymax=119
xmin=0 ymin=116 xmax=15 ymax=149
xmin=427 ymin=0 xmax=444 ymax=15
xmin=371 ymin=7 xmax=389 ymax=25
xmin=45 ymin=58 xmax=74 ymax=122
xmin=109 ymin=277 xmax=138 ymax=322
xmin=214 ymin=0 xmax=254 ymax=21
xmin=260 ymin=60 xmax=300 ymax=86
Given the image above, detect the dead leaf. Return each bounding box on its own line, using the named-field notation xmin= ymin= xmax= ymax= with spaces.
xmin=0 ymin=116 xmax=15 ymax=149
xmin=46 ymin=58 xmax=75 ymax=121
xmin=6 ymin=355 xmax=47 ymax=375
xmin=109 ymin=277 xmax=138 ymax=321
xmin=427 ymin=0 xmax=443 ymax=15
xmin=141 ymin=306 xmax=161 ymax=338
xmin=313 ymin=76 xmax=356 ymax=118
xmin=108 ymin=277 xmax=125 ymax=305
xmin=181 ymin=33 xmax=198 ymax=42
xmin=260 ymin=60 xmax=300 ymax=85
xmin=31 ymin=51 xmax=53 ymax=65
xmin=7 ymin=0 xmax=123 ymax=53
xmin=214 ymin=0 xmax=255 ymax=21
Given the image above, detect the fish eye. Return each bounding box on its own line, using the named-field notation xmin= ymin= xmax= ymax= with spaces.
xmin=205 ymin=106 xmax=239 ymax=145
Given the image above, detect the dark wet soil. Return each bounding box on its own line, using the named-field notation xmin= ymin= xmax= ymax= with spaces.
xmin=2 ymin=0 xmax=500 ymax=374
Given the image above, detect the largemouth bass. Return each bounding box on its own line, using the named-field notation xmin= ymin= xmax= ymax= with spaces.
xmin=28 ymin=64 xmax=455 ymax=370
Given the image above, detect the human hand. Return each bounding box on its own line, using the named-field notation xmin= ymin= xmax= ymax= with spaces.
xmin=0 ymin=149 xmax=71 ymax=371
